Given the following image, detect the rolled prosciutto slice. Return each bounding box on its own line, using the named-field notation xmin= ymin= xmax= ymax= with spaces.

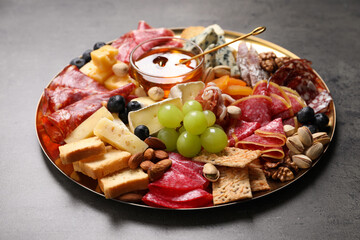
xmin=43 ymin=83 xmax=135 ymax=144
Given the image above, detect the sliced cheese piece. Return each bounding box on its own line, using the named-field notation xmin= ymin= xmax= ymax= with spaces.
xmin=128 ymin=97 xmax=182 ymax=134
xmin=64 ymin=107 xmax=114 ymax=144
xmin=168 ymin=81 xmax=205 ymax=104
xmin=99 ymin=168 xmax=149 ymax=199
xmin=112 ymin=113 xmax=128 ymax=129
xmin=93 ymin=118 xmax=148 ymax=154
xmin=59 ymin=137 xmax=106 ymax=164
xmin=73 ymin=149 xmax=131 ymax=179
xmin=130 ymin=96 xmax=156 ymax=107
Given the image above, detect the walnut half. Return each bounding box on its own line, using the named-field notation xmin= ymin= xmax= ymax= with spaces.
xmin=271 ymin=167 xmax=294 ymax=182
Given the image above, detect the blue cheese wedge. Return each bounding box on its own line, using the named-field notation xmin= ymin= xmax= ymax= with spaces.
xmin=186 ymin=27 xmax=218 ymax=51
xmin=168 ymin=81 xmax=205 ymax=104
xmin=128 ymin=97 xmax=182 ymax=134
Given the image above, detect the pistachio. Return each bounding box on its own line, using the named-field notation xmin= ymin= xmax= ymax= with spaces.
xmin=203 ymin=67 xmax=215 ymax=83
xmin=286 ymin=135 xmax=304 ymax=154
xmin=297 ymin=126 xmax=313 ymax=147
xmin=203 ymin=163 xmax=220 ymax=182
xmin=305 ymin=142 xmax=324 ymax=160
xmin=227 ymin=106 xmax=242 ymax=119
xmin=284 ymin=125 xmax=296 ymax=137
xmin=292 ymin=154 xmax=312 ymax=169
xmin=213 ymin=65 xmax=231 ymax=78
xmin=313 ymin=132 xmax=330 ymax=145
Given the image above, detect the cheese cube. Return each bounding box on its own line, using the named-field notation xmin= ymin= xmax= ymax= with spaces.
xmin=93 ymin=118 xmax=148 ymax=154
xmin=104 ymin=74 xmax=139 ymax=90
xmin=65 ymin=107 xmax=114 ymax=143
xmin=99 ymin=168 xmax=149 ymax=199
xmin=59 ymin=137 xmax=106 ymax=164
xmin=73 ymin=149 xmax=131 ymax=179
xmin=128 ymin=98 xmax=182 ymax=134
xmin=91 ymin=45 xmax=118 ymax=71
xmin=80 ymin=61 xmax=113 ymax=84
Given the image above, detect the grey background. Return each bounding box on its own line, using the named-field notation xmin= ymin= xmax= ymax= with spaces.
xmin=1 ymin=0 xmax=359 ymax=239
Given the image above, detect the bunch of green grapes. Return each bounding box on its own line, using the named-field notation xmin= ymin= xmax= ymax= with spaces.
xmin=157 ymin=100 xmax=228 ymax=157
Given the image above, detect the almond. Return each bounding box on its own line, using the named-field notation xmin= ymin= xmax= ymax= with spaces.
xmin=143 ymin=148 xmax=155 ymax=161
xmin=128 ymin=152 xmax=144 ymax=169
xmin=154 ymin=150 xmax=168 ymax=160
xmin=117 ymin=192 xmax=144 ymax=202
xmin=140 ymin=160 xmax=155 ymax=172
xmin=148 ymin=159 xmax=172 ymax=182
xmin=144 ymin=137 xmax=166 ymax=150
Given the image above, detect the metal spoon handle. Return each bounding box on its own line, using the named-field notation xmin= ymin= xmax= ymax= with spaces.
xmin=180 ymin=26 xmax=266 ymax=65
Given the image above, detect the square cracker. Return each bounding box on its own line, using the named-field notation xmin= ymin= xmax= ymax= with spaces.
xmin=193 ymin=147 xmax=261 ymax=168
xmin=248 ymin=167 xmax=270 ymax=192
xmin=212 ymin=166 xmax=252 ymax=205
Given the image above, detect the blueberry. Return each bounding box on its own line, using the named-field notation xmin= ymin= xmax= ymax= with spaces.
xmin=313 ymin=113 xmax=329 ymax=130
xmin=134 ymin=125 xmax=150 ymax=141
xmin=297 ymin=106 xmax=315 ymax=124
xmin=93 ymin=42 xmax=106 ymax=50
xmin=70 ymin=57 xmax=86 ymax=69
xmin=82 ymin=49 xmax=92 ymax=63
xmin=304 ymin=124 xmax=318 ymax=134
xmin=107 ymin=95 xmax=126 ymax=113
xmin=119 ymin=108 xmax=129 ymax=124
xmin=127 ymin=101 xmax=142 ymax=112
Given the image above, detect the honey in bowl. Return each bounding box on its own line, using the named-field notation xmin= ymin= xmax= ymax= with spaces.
xmin=129 ymin=37 xmax=204 ymax=96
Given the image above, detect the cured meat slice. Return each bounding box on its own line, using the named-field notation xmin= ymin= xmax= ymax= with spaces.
xmin=237 ymin=134 xmax=284 ymax=148
xmin=48 ymin=65 xmax=108 ymax=92
xmin=43 ymin=83 xmax=135 ymax=144
xmin=269 ymin=59 xmax=320 ymax=103
xmin=44 ymin=87 xmax=99 ymax=112
xmin=252 ymin=80 xmax=268 ymax=96
xmin=308 ymin=90 xmax=332 ymax=113
xmin=112 ymin=21 xmax=175 ymax=63
xmin=227 ymin=120 xmax=261 ymax=147
xmin=237 ymin=42 xmax=269 ymax=87
xmin=283 ymin=117 xmax=299 ymax=129
xmin=270 ymin=93 xmax=291 ymax=116
xmin=237 ymin=143 xmax=285 ymax=160
xmin=254 ymin=118 xmax=286 ymax=146
xmin=168 ymin=152 xmax=204 ymax=175
xmin=232 ymin=95 xmax=272 ymax=126
xmin=142 ymin=189 xmax=213 ymax=209
xmin=170 ymin=160 xmax=208 ymax=189
xmin=285 ymin=92 xmax=306 ymax=115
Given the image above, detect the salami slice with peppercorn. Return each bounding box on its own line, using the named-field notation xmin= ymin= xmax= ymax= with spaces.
xmin=227 ymin=120 xmax=261 ymax=147
xmin=308 ymin=90 xmax=332 ymax=113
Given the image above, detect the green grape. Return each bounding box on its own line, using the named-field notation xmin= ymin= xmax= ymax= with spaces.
xmin=158 ymin=104 xmax=184 ymax=128
xmin=203 ymin=110 xmax=216 ymax=126
xmin=157 ymin=128 xmax=179 ymax=151
xmin=200 ymin=127 xmax=228 ymax=153
xmin=183 ymin=110 xmax=208 ymax=135
xmin=176 ymin=131 xmax=202 ymax=157
xmin=182 ymin=100 xmax=203 ymax=115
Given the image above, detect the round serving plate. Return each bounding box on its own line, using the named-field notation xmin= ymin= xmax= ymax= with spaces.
xmin=36 ymin=27 xmax=336 ymax=210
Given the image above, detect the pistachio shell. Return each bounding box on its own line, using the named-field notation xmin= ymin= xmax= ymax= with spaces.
xmin=203 ymin=163 xmax=220 ymax=182
xmin=284 ymin=125 xmax=296 ymax=137
xmin=305 ymin=142 xmax=324 ymax=160
xmin=298 ymin=126 xmax=313 ymax=147
xmin=203 ymin=67 xmax=215 ymax=83
xmin=292 ymin=154 xmax=312 ymax=169
xmin=286 ymin=135 xmax=304 ymax=154
xmin=213 ymin=65 xmax=231 ymax=77
xmin=313 ymin=132 xmax=330 ymax=145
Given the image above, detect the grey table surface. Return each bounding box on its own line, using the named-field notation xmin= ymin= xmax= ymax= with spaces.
xmin=1 ymin=0 xmax=359 ymax=239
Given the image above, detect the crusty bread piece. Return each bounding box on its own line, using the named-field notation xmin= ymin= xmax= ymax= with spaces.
xmin=73 ymin=149 xmax=131 ymax=179
xmin=59 ymin=137 xmax=105 ymax=164
xmin=99 ymin=168 xmax=149 ymax=199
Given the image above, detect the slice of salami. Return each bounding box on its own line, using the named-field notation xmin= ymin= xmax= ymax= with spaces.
xmin=48 ymin=65 xmax=108 ymax=92
xmin=237 ymin=134 xmax=284 ymax=148
xmin=268 ymin=82 xmax=291 ymax=104
xmin=283 ymin=117 xmax=299 ymax=129
xmin=44 ymin=87 xmax=100 ymax=112
xmin=308 ymin=90 xmax=332 ymax=113
xmin=227 ymin=120 xmax=261 ymax=147
xmin=252 ymin=80 xmax=268 ymax=96
xmin=270 ymin=59 xmax=320 ymax=103
xmin=232 ymin=95 xmax=272 ymax=126
xmin=255 ymin=118 xmax=286 ymax=145
xmin=270 ymin=93 xmax=291 ymax=116
xmin=43 ymin=83 xmax=135 ymax=143
xmin=286 ymin=92 xmax=306 ymax=115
